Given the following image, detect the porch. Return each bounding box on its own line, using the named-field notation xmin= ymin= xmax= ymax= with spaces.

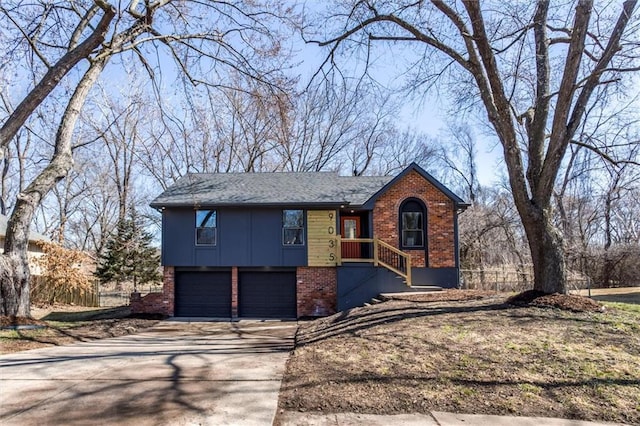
xmin=336 ymin=237 xmax=412 ymax=287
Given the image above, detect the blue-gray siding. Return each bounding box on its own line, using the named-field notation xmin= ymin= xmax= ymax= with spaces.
xmin=162 ymin=207 xmax=306 ymax=267
xmin=337 ymin=264 xmax=459 ymax=311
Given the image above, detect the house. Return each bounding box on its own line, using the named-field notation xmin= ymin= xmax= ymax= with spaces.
xmin=0 ymin=214 xmax=50 ymax=276
xmin=134 ymin=163 xmax=469 ymax=318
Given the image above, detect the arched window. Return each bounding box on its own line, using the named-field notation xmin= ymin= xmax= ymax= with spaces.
xmin=399 ymin=198 xmax=426 ymax=249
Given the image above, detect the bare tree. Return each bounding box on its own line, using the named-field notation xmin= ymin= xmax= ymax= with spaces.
xmin=459 ymin=188 xmax=528 ymax=271
xmin=437 ymin=123 xmax=480 ymax=203
xmin=313 ymin=0 xmax=640 ymax=294
xmin=598 ymin=144 xmax=640 ymax=286
xmin=282 ymin=80 xmax=366 ymax=172
xmin=368 ymin=128 xmax=440 ymax=176
xmin=0 ymin=0 xmax=295 ymax=316
xmin=91 ymin=89 xmax=150 ymax=223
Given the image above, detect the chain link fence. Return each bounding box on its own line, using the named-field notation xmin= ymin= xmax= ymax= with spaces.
xmin=99 ymin=285 xmax=163 ymax=307
xmin=460 ymin=269 xmax=591 ymax=294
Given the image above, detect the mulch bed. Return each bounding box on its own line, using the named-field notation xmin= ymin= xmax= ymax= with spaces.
xmin=0 ymin=316 xmax=48 ymax=328
xmin=382 ymin=289 xmax=605 ymax=313
xmin=507 ymin=290 xmax=605 ymax=312
xmin=380 ymin=289 xmax=497 ymax=303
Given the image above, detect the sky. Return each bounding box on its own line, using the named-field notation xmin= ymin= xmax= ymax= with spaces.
xmin=295 ymin=35 xmax=504 ymax=187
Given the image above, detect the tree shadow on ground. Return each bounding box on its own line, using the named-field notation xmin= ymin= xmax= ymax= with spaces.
xmin=41 ymin=306 xmax=131 ymax=322
xmin=1 ymin=323 xmax=295 ymax=425
xmin=297 ymin=300 xmax=512 ymax=346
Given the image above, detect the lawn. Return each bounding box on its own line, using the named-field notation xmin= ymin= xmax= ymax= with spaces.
xmin=0 ymin=306 xmax=163 ymax=354
xmin=279 ymin=291 xmax=640 ymax=424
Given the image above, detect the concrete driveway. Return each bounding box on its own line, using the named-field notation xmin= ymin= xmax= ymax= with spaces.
xmin=0 ymin=320 xmax=297 ymax=425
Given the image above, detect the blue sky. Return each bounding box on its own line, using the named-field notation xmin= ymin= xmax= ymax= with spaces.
xmin=295 ymin=35 xmax=503 ymax=186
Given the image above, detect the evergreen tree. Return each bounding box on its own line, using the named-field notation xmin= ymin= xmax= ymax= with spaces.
xmin=95 ymin=211 xmax=161 ymax=290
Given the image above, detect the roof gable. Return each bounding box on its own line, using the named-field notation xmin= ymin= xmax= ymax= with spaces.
xmin=360 ymin=163 xmax=470 ymax=210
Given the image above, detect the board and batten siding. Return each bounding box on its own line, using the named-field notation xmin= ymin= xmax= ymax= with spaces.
xmin=307 ymin=210 xmax=339 ymax=266
xmin=161 ymin=207 xmax=306 ymax=267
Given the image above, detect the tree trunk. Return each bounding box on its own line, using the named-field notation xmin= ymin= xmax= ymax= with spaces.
xmin=0 ymin=251 xmax=30 ymax=316
xmin=0 ymin=59 xmax=106 ymax=317
xmin=600 ymin=188 xmax=614 ymax=287
xmin=522 ymin=206 xmax=567 ymax=294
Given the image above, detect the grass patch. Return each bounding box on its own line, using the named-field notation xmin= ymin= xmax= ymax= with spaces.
xmin=604 ymin=301 xmax=640 ymax=313
xmin=0 ymin=306 xmax=161 ymax=354
xmin=41 ymin=306 xmax=131 ymax=322
xmin=279 ymin=295 xmax=640 ymax=424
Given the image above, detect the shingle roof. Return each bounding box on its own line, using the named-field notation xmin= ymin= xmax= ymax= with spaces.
xmin=150 ymin=172 xmax=394 ymax=208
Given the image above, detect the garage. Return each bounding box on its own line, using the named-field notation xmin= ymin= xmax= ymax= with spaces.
xmin=239 ymin=270 xmax=297 ymax=318
xmin=174 ymin=270 xmax=232 ymax=317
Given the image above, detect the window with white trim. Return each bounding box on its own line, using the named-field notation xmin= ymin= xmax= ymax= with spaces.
xmin=196 ymin=210 xmax=217 ymax=245
xmin=283 ymin=210 xmax=304 ymax=245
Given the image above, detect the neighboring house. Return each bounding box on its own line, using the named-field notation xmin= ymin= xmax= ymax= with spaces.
xmin=0 ymin=214 xmax=50 ymax=276
xmin=135 ymin=163 xmax=469 ymax=318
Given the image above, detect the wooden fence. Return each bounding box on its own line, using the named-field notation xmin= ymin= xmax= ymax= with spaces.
xmin=30 ymin=277 xmax=164 ymax=308
xmin=30 ymin=276 xmax=100 ymax=307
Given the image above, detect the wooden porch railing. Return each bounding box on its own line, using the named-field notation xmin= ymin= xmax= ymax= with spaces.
xmin=336 ymin=237 xmax=412 ymax=286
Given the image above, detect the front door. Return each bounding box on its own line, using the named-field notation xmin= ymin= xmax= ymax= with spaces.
xmin=341 ymin=216 xmax=361 ymax=258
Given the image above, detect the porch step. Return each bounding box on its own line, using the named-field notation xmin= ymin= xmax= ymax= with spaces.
xmin=379 ymin=286 xmax=443 ymax=298
xmin=410 ymin=285 xmax=443 ymax=291
xmin=364 ymin=297 xmax=383 ymax=307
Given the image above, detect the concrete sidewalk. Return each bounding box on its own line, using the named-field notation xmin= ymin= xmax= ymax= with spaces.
xmin=0 ymin=320 xmax=296 ymax=425
xmin=278 ymin=411 xmax=624 ymax=425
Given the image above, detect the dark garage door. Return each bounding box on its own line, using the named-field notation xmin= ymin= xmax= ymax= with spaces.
xmin=239 ymin=270 xmax=297 ymax=318
xmin=175 ymin=270 xmax=231 ymax=317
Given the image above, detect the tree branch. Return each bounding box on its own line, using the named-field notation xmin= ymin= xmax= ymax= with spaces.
xmin=0 ymin=1 xmax=115 ymax=150
xmin=462 ymin=1 xmax=530 ymax=212
xmin=0 ymin=5 xmax=51 ymax=68
xmin=570 ymin=139 xmax=640 ymax=167
xmin=526 ymin=0 xmax=550 ymax=194
xmin=539 ymin=0 xmax=637 ymax=202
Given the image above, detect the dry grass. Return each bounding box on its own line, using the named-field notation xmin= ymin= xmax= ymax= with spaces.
xmin=0 ymin=306 xmax=163 ymax=354
xmin=280 ymin=293 xmax=640 ymax=424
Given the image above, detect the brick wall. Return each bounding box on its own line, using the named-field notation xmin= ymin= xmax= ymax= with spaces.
xmin=162 ymin=266 xmax=175 ymax=315
xmin=373 ymin=170 xmax=455 ymax=268
xmin=296 ymin=267 xmax=337 ymax=317
xmin=231 ymin=267 xmax=238 ymax=318
xmin=130 ymin=266 xmax=174 ymax=316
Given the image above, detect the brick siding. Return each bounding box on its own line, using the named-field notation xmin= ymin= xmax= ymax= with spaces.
xmin=373 ymin=170 xmax=455 ymax=268
xmin=296 ymin=267 xmax=337 ymax=317
xmin=130 ymin=266 xmax=174 ymax=316
xmin=231 ymin=266 xmax=238 ymax=318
